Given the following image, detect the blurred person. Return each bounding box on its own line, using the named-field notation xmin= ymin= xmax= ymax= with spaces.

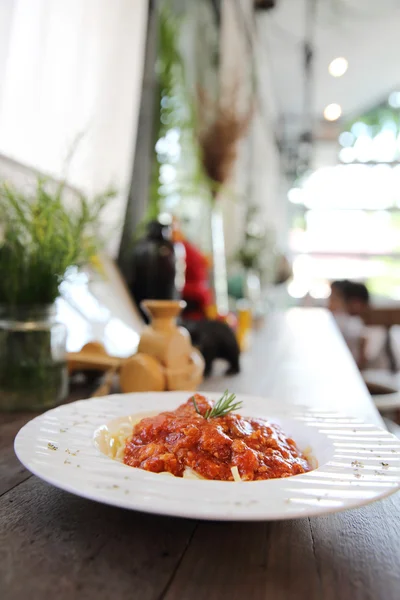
xmin=328 ymin=280 xmax=368 ymax=369
xmin=329 ymin=280 xmax=370 ymax=315
xmin=346 ymin=282 xmax=370 ymax=317
xmin=329 ymin=280 xmax=390 ymax=372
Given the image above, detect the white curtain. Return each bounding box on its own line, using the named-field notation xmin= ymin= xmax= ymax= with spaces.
xmin=0 ymin=0 xmax=148 ymax=256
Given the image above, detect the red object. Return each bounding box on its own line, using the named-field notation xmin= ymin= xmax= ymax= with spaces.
xmin=124 ymin=395 xmax=311 ymax=480
xmin=182 ymin=239 xmax=212 ymax=319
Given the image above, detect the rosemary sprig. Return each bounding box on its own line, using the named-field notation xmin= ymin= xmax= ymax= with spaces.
xmin=192 ymin=390 xmax=243 ymax=420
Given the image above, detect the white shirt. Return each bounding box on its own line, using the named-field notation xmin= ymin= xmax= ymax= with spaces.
xmin=334 ymin=313 xmax=389 ymax=369
xmin=334 ymin=313 xmax=366 ymax=364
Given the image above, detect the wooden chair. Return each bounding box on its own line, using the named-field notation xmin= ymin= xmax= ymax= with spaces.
xmin=362 ymin=307 xmax=400 ymax=372
xmin=362 ymin=307 xmax=400 ymax=419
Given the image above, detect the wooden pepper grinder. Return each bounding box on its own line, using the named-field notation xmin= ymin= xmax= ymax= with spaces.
xmin=119 ymin=300 xmax=204 ymax=393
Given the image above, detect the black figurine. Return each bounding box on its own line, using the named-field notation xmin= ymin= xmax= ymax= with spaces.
xmin=182 ymin=319 xmax=240 ymax=378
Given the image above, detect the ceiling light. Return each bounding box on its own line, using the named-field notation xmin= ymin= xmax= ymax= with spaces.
xmin=388 ymin=91 xmax=400 ymax=108
xmin=339 ymin=147 xmax=355 ymax=163
xmin=309 ymin=282 xmax=331 ymax=300
xmin=287 ymin=281 xmax=308 ymax=299
xmin=287 ymin=188 xmax=304 ymax=204
xmin=351 ymin=121 xmax=368 ymax=137
xmin=338 ymin=131 xmax=354 ymax=147
xmin=328 ymin=57 xmax=348 ymax=78
xmin=372 ymin=131 xmax=397 ymax=163
xmin=354 ymin=135 xmax=373 ymax=163
xmin=324 ymin=103 xmax=342 ymax=121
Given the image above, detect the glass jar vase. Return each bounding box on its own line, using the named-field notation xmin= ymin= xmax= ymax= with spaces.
xmin=0 ymin=305 xmax=68 ymax=411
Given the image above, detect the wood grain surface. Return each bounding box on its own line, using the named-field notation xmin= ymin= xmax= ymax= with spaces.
xmin=1 ymin=309 xmax=399 ymax=600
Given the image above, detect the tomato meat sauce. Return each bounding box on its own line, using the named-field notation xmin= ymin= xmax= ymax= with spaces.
xmin=124 ymin=394 xmax=311 ymax=481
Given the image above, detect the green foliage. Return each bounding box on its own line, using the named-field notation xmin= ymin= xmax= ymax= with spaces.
xmin=145 ymin=2 xmax=212 ymax=228
xmin=344 ymin=104 xmax=400 ymax=140
xmin=0 ymin=177 xmax=116 ymax=307
xmin=234 ymin=205 xmax=275 ymax=274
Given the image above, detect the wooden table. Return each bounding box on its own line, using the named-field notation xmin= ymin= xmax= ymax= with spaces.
xmin=1 ymin=309 xmax=399 ymax=600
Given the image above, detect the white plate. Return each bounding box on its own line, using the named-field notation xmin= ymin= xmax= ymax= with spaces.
xmin=14 ymin=392 xmax=400 ymax=521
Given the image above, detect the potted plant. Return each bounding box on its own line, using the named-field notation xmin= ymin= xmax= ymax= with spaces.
xmin=0 ymin=177 xmax=115 ymax=411
xmin=234 ymin=204 xmax=275 ymax=312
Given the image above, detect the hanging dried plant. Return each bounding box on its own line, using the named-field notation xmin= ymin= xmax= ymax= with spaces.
xmin=196 ymin=82 xmax=253 ymax=196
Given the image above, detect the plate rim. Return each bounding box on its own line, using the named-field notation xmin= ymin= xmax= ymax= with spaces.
xmin=14 ymin=391 xmax=400 ymax=521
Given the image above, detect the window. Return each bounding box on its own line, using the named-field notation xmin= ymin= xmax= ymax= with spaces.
xmin=288 ymin=164 xmax=400 ymax=301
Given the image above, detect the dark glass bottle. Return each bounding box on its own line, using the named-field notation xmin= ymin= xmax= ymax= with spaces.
xmin=131 ymin=221 xmax=178 ymax=321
